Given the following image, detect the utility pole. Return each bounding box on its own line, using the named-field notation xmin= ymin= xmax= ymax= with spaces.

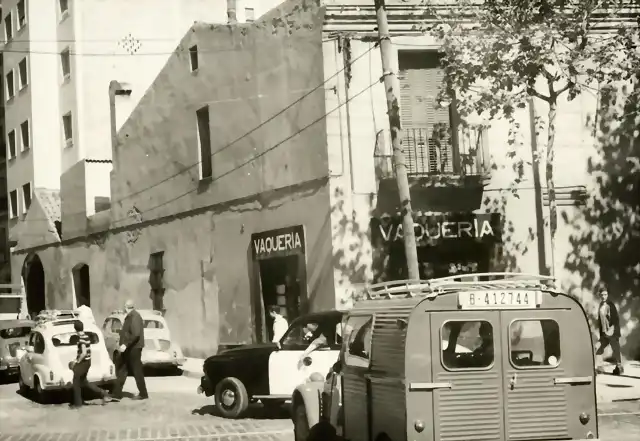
xmin=374 ymin=0 xmax=420 ymax=280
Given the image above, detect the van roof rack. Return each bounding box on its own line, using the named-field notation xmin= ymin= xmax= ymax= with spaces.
xmin=363 ymin=272 xmax=558 ymax=300
xmin=35 ymin=310 xmax=80 ymax=324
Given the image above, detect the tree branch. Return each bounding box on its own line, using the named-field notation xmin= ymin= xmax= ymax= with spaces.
xmin=556 ymin=81 xmax=575 ymax=96
xmin=527 ymin=87 xmax=551 ymax=103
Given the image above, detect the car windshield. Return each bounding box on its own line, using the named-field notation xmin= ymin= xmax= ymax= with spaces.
xmin=0 ymin=326 xmax=31 ymax=339
xmin=143 ymin=319 xmax=164 ymax=329
xmin=51 ymin=332 xmax=100 ymax=347
xmin=0 ymin=297 xmax=21 ymax=314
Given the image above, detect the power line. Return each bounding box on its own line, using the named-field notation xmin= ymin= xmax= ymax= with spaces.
xmin=5 ymin=41 xmax=379 ymax=224
xmin=12 ymin=78 xmax=381 ymax=238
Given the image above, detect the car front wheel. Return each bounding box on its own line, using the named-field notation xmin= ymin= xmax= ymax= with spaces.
xmin=293 ymin=403 xmax=310 ymax=441
xmin=214 ymin=377 xmax=249 ymax=419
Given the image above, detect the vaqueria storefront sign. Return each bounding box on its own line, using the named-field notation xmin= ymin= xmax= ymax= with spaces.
xmin=251 ymin=225 xmax=306 ymax=260
xmin=371 ymin=213 xmax=501 ymax=244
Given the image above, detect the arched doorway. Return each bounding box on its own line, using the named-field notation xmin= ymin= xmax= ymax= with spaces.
xmin=23 ymin=254 xmax=46 ymax=317
xmin=72 ymin=263 xmax=91 ymax=307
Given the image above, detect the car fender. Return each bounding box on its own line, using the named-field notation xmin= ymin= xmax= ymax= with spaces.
xmin=292 ymin=380 xmax=324 ymax=428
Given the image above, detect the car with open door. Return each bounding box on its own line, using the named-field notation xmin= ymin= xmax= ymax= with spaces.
xmin=0 ymin=319 xmax=35 ymax=380
xmin=103 ymin=309 xmax=185 ymax=370
xmin=197 ymin=310 xmax=344 ymax=418
xmin=292 ymin=273 xmax=600 ymax=441
xmin=18 ymin=310 xmax=116 ymax=403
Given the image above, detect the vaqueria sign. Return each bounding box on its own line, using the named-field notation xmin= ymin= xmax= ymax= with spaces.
xmin=371 ymin=213 xmax=500 ymax=244
xmin=251 ymin=225 xmax=305 ymax=260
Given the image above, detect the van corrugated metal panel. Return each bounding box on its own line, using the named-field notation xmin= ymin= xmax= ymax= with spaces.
xmin=343 ymin=374 xmax=369 ymax=441
xmin=505 ymin=368 xmax=569 ymax=440
xmin=370 ymin=308 xmax=413 ymax=373
xmin=371 ymin=382 xmax=406 ymax=440
xmin=436 ymin=371 xmax=503 ymax=441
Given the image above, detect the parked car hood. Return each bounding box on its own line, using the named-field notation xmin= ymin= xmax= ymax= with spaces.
xmin=205 ymin=343 xmax=278 ymax=362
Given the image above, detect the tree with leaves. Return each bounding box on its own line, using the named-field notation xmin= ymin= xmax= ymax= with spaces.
xmin=424 ymin=0 xmax=639 ymax=275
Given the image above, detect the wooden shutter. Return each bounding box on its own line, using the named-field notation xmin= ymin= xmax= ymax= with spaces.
xmin=399 ymin=52 xmax=454 ymax=174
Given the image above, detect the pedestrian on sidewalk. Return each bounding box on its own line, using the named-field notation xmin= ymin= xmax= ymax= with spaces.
xmin=69 ymin=320 xmax=111 ymax=409
xmin=110 ymin=299 xmax=149 ymax=401
xmin=594 ymin=288 xmax=624 ymax=375
xmin=269 ymin=305 xmax=288 ymax=347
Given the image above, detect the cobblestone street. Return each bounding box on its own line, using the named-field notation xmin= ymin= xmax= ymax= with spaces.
xmin=0 ymin=376 xmax=293 ymax=441
xmin=1 ymin=375 xmax=639 ymax=441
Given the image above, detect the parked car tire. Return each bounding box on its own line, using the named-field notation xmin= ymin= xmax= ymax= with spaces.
xmin=293 ymin=403 xmax=310 ymax=441
xmin=214 ymin=377 xmax=249 ymax=419
xmin=34 ymin=377 xmax=49 ymax=404
xmin=18 ymin=372 xmax=29 ymax=395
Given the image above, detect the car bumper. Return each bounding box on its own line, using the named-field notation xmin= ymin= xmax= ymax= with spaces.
xmin=197 ymin=375 xmax=214 ymax=397
xmin=0 ymin=362 xmax=20 ymax=375
xmin=41 ymin=375 xmax=117 ymax=391
xmin=141 ymin=351 xmax=185 ymax=367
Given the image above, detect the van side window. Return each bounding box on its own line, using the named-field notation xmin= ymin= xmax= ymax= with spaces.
xmin=441 ymin=320 xmax=494 ymax=370
xmin=344 ymin=315 xmax=373 ymax=368
xmin=509 ymin=319 xmax=561 ymax=368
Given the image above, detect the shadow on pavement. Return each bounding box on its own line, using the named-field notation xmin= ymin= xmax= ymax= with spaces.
xmin=16 ymin=387 xmax=135 ymax=405
xmin=191 ymin=402 xmax=290 ymax=420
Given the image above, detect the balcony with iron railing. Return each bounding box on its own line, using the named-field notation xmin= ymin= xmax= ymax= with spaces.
xmin=374 ymin=123 xmax=489 ymax=182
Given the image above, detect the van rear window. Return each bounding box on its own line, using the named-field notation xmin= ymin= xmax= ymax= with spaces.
xmin=441 ymin=320 xmax=494 ymax=370
xmin=51 ymin=332 xmax=100 ymax=347
xmin=509 ymin=319 xmax=561 ymax=368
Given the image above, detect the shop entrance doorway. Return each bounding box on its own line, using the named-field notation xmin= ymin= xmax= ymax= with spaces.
xmin=259 ymin=255 xmax=301 ymax=341
xmin=251 ymin=225 xmax=307 ymax=343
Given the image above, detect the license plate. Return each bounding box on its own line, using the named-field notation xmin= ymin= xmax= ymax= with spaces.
xmin=458 ymin=291 xmax=539 ymax=309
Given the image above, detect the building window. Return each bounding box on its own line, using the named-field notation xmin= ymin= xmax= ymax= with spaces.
xmin=196 ymin=105 xmax=212 ymax=179
xmin=22 ymin=182 xmax=32 ymax=212
xmin=18 ymin=58 xmax=28 ymax=89
xmin=4 ymin=12 xmax=13 ymax=42
xmin=245 ymin=8 xmax=255 ymax=22
xmin=60 ymin=48 xmax=71 ymax=80
xmin=20 ymin=120 xmax=30 ymax=151
xmin=5 ymin=70 xmax=15 ymax=100
xmin=189 ymin=45 xmax=199 ymax=72
xmin=62 ymin=112 xmax=73 ymax=146
xmin=9 ymin=190 xmax=18 ymax=218
xmin=7 ymin=130 xmax=16 ymax=159
xmin=59 ymin=0 xmax=69 ymax=15
xmin=17 ymin=0 xmax=27 ymax=30
xmin=149 ymin=252 xmax=165 ymax=314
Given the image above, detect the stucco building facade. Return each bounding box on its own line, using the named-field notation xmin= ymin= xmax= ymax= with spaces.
xmin=10 ymin=0 xmax=639 ymax=358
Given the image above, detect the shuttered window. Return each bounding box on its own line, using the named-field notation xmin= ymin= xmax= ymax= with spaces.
xmin=398 ymin=52 xmax=456 ymax=174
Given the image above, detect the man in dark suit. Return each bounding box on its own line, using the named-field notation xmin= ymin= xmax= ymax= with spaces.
xmin=111 ymin=299 xmax=149 ymax=400
xmin=595 ymin=288 xmax=624 ymax=375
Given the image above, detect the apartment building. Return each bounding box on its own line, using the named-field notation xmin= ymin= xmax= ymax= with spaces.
xmin=0 ymin=36 xmax=8 ymax=281
xmin=1 ymin=0 xmax=276 ymax=283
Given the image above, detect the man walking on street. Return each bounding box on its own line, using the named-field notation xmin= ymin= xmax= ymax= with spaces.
xmin=111 ymin=299 xmax=149 ymax=400
xmin=595 ymin=288 xmax=624 ymax=375
xmin=70 ymin=320 xmax=110 ymax=409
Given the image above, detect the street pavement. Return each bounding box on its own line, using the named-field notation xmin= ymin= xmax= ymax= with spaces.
xmin=0 ymin=371 xmax=638 ymax=441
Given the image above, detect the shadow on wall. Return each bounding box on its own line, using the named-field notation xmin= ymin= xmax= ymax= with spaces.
xmin=564 ymin=81 xmax=640 ymax=361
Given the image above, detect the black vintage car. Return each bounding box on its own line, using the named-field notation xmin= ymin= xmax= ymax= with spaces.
xmin=198 ymin=310 xmax=344 ymax=418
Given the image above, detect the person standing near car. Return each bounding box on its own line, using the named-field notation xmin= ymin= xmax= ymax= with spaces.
xmin=269 ymin=305 xmax=288 ymax=346
xmin=70 ymin=320 xmax=110 ymax=408
xmin=110 ymin=299 xmax=149 ymax=400
xmin=594 ymin=288 xmax=624 ymax=375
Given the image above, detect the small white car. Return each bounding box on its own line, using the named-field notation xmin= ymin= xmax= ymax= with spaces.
xmin=18 ymin=310 xmax=116 ymax=403
xmin=103 ymin=309 xmax=185 ymax=369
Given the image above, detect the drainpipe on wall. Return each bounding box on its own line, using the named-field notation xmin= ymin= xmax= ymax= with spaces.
xmin=227 ymin=0 xmax=237 ymax=24
xmin=108 ymin=81 xmax=132 ymax=168
xmin=529 ymin=98 xmax=548 ymax=275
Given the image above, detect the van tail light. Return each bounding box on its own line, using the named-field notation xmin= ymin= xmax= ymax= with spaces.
xmin=49 ymin=370 xmax=54 ymax=381
xmin=579 ymin=412 xmax=590 ymax=425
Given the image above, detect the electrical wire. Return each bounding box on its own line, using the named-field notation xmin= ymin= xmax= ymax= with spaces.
xmin=5 ymin=41 xmax=378 ymax=225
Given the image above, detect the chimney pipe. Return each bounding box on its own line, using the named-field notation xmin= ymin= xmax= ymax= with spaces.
xmin=227 ymin=0 xmax=237 ymax=24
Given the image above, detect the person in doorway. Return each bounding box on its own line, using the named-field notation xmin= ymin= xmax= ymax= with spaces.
xmin=110 ymin=299 xmax=149 ymax=400
xmin=595 ymin=288 xmax=624 ymax=375
xmin=69 ymin=320 xmax=111 ymax=408
xmin=268 ymin=305 xmax=288 ymax=347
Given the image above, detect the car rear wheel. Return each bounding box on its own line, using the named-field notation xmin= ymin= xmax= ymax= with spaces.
xmin=18 ymin=371 xmax=29 ymax=394
xmin=293 ymin=404 xmax=310 ymax=441
xmin=34 ymin=377 xmax=49 ymax=404
xmin=214 ymin=377 xmax=249 ymax=419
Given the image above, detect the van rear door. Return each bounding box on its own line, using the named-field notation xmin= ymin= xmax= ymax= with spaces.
xmin=430 ymin=312 xmax=505 ymax=441
xmin=500 ymin=309 xmax=597 ymax=440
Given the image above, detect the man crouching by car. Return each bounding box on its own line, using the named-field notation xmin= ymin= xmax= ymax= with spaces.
xmin=69 ymin=320 xmax=111 ymax=409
